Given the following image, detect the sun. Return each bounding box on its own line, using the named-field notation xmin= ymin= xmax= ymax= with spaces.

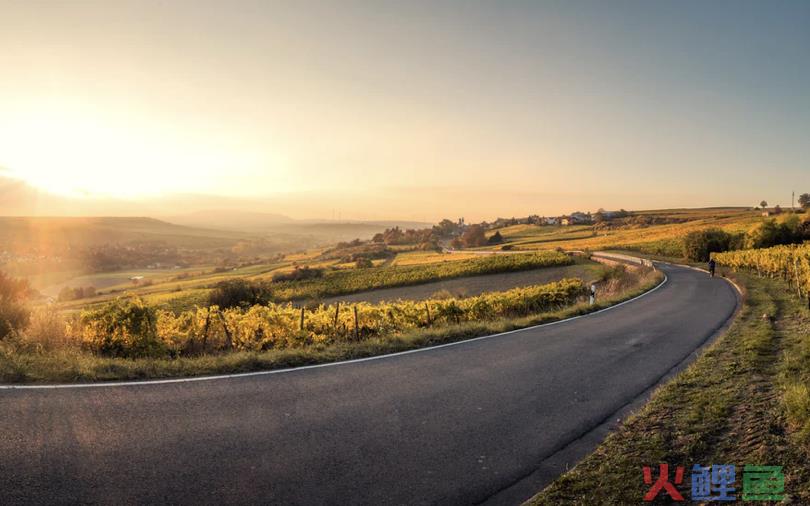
xmin=0 ymin=112 xmax=163 ymax=197
xmin=0 ymin=107 xmax=275 ymax=199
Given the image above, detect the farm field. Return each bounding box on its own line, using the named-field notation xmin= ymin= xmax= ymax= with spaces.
xmin=39 ymin=267 xmax=204 ymax=298
xmin=52 ymin=261 xmax=289 ymax=311
xmin=35 ymin=208 xmax=767 ymax=314
xmin=271 ymin=250 xmax=573 ymax=302
xmin=485 ymin=208 xmax=761 ymax=256
xmin=319 ymin=259 xmax=604 ymax=305
xmin=52 ymin=249 xmax=574 ymax=313
xmin=0 ymin=262 xmax=661 ymax=383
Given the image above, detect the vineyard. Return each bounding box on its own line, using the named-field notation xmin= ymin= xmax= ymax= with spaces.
xmin=497 ymin=209 xmax=759 ymax=256
xmin=712 ymin=244 xmax=810 ymax=303
xmin=270 ymin=251 xmax=573 ymax=301
xmin=76 ymin=278 xmax=588 ymax=358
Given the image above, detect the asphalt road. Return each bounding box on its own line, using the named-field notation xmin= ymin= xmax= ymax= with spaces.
xmin=0 ymin=263 xmax=738 ymax=506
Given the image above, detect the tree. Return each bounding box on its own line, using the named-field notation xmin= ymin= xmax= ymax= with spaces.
xmin=798 ymin=193 xmax=810 ymax=210
xmin=461 ymin=225 xmax=488 ymax=248
xmin=433 ymin=219 xmax=462 ymax=238
xmin=760 ymin=200 xmax=768 ymax=208
xmin=682 ymin=229 xmax=733 ymax=262
xmin=0 ymin=271 xmax=32 ymax=339
xmin=746 ymin=216 xmax=804 ymax=249
xmin=487 ymin=231 xmax=504 ymax=245
xmin=208 ymin=279 xmax=271 ymax=309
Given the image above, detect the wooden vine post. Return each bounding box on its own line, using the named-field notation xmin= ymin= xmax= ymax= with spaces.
xmin=217 ymin=310 xmax=233 ymax=350
xmin=793 ymin=254 xmax=802 ymax=299
xmin=201 ymin=311 xmax=211 ymax=351
xmin=353 ymin=306 xmax=359 ymax=341
xmin=333 ymin=302 xmax=340 ymax=334
xmin=425 ymin=302 xmax=432 ymax=326
xmin=300 ymin=307 xmax=305 ymax=331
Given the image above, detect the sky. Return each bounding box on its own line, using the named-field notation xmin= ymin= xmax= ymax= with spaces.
xmin=1 ymin=0 xmax=808 ymax=221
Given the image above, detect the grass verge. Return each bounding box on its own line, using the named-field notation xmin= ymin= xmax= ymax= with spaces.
xmin=0 ymin=269 xmax=663 ymax=384
xmin=527 ymin=271 xmax=810 ymax=505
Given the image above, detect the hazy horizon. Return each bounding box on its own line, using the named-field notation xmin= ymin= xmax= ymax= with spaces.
xmin=0 ymin=170 xmax=774 ymax=224
xmin=2 ymin=1 xmax=808 ymax=221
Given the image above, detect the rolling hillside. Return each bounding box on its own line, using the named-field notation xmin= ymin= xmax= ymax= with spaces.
xmin=0 ymin=216 xmax=244 ymax=253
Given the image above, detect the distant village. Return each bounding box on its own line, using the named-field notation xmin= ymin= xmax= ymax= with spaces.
xmin=483 ymin=209 xmax=630 ymax=228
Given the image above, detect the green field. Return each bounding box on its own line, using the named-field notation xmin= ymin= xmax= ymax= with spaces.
xmin=270 ymin=251 xmax=573 ymax=302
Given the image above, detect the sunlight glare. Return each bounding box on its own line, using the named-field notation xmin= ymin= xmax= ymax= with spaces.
xmin=0 ymin=108 xmax=273 ymax=198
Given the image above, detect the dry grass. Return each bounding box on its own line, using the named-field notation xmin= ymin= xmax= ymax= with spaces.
xmin=528 ymin=272 xmax=810 ymax=505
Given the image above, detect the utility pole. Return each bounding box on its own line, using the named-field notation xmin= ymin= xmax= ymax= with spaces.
xmin=792 ymin=191 xmax=795 ymax=211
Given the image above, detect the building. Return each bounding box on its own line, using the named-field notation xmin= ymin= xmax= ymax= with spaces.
xmin=561 ymin=212 xmax=592 ymax=226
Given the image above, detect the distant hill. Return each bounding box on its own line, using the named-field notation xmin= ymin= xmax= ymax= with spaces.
xmin=0 ymin=216 xmax=246 ymax=254
xmin=262 ymin=221 xmax=433 ymax=245
xmin=0 ymin=213 xmax=434 ymax=259
xmin=163 ymin=209 xmax=432 ymax=244
xmin=164 ymin=210 xmax=429 ymax=233
xmin=161 ymin=210 xmax=298 ymax=231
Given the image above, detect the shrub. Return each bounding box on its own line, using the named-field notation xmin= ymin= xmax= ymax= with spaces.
xmin=355 ymin=258 xmax=373 ymax=269
xmin=79 ymin=297 xmax=166 ymax=358
xmin=208 ymin=279 xmax=271 ymax=309
xmin=23 ymin=306 xmax=70 ymax=350
xmin=272 ymin=266 xmax=324 ymax=283
xmin=0 ymin=271 xmax=31 ymax=340
xmin=57 ymin=285 xmax=97 ymax=302
xmin=488 ymin=231 xmax=504 ymax=245
xmin=745 ymin=216 xmax=805 ymax=249
xmin=681 ymin=228 xmax=733 ymax=261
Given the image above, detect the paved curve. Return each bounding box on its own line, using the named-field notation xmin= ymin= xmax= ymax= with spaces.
xmin=0 ymin=263 xmax=738 ymax=506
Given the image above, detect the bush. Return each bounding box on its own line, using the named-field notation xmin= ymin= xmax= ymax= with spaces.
xmin=79 ymin=297 xmax=166 ymax=358
xmin=355 ymin=258 xmax=373 ymax=269
xmin=23 ymin=306 xmax=70 ymax=350
xmin=681 ymin=228 xmax=734 ymax=261
xmin=745 ymin=216 xmax=806 ymax=249
xmin=0 ymin=271 xmax=31 ymax=339
xmin=208 ymin=279 xmax=271 ymax=309
xmin=488 ymin=231 xmax=504 ymax=245
xmin=272 ymin=266 xmax=324 ymax=283
xmin=57 ymin=285 xmax=97 ymax=302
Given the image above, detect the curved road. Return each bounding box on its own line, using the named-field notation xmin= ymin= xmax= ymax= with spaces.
xmin=0 ymin=263 xmax=738 ymax=505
